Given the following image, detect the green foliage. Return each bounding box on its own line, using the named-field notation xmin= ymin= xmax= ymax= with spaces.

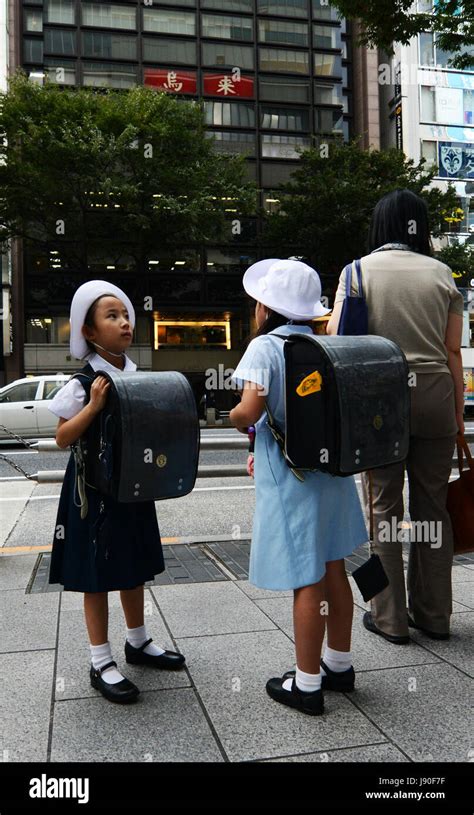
xmin=436 ymin=238 xmax=474 ymax=287
xmin=330 ymin=0 xmax=473 ymax=70
xmin=0 ymin=72 xmax=255 ymax=272
xmin=262 ymin=139 xmax=458 ymax=286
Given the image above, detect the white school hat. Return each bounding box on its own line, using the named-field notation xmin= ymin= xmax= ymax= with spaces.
xmin=69 ymin=280 xmax=136 ymax=360
xmin=243 ymin=258 xmax=330 ymax=321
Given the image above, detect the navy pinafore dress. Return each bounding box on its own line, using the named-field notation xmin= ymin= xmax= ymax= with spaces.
xmin=49 ymin=364 xmax=165 ymax=592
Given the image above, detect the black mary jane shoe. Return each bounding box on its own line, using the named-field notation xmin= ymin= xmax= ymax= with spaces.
xmin=90 ymin=661 xmax=139 ymax=704
xmin=282 ymin=662 xmax=355 ymax=693
xmin=266 ymin=675 xmax=324 ymax=716
xmin=125 ymin=638 xmax=186 ymax=669
xmin=363 ymin=611 xmax=410 ymax=645
xmin=407 ymin=614 xmax=450 ymax=641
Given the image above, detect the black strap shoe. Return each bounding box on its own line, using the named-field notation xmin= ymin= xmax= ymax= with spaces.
xmin=90 ymin=661 xmax=139 ymax=704
xmin=320 ymin=660 xmax=355 ymax=692
xmin=266 ymin=674 xmax=324 ymax=716
xmin=407 ymin=614 xmax=450 ymax=640
xmin=125 ymin=638 xmax=186 ymax=669
xmin=281 ymin=663 xmax=355 ymax=693
xmin=363 ymin=611 xmax=410 ymax=644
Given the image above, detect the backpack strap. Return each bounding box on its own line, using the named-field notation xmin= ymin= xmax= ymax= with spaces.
xmin=263 ymin=332 xmax=309 ymax=483
xmin=69 ymin=363 xmax=97 ymax=519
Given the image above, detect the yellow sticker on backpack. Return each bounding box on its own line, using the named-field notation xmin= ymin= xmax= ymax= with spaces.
xmin=296 ymin=370 xmax=322 ymax=397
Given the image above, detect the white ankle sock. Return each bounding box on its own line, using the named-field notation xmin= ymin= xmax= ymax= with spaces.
xmin=126 ymin=624 xmax=165 ymax=656
xmin=282 ymin=667 xmax=322 ymax=693
xmin=321 ymin=646 xmax=352 ymax=675
xmin=90 ymin=642 xmax=125 ymax=685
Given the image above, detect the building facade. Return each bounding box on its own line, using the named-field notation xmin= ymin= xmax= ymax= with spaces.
xmin=2 ymin=0 xmax=361 ymax=399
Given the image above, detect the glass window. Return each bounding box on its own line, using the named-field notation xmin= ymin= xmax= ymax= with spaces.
xmin=143 ymin=38 xmax=196 ymax=64
xmin=261 ymin=163 xmax=295 ymax=186
xmin=206 ymin=130 xmax=256 ymax=156
xmin=44 ymin=28 xmax=76 ymax=55
xmin=314 ymin=80 xmax=342 ymax=104
xmin=260 ymin=75 xmax=310 ymax=102
xmin=24 ymin=9 xmax=43 ymax=32
xmin=83 ymin=62 xmax=138 ymax=88
xmin=262 ymin=134 xmax=310 ymax=158
xmin=419 ymin=32 xmax=434 ymax=65
xmin=258 ymin=0 xmax=308 ymax=17
xmin=202 ymin=13 xmax=253 ymax=41
xmin=151 ymin=0 xmax=195 ymax=5
xmin=258 ymin=19 xmax=308 ymax=47
xmin=204 ymin=101 xmax=255 ymax=127
xmin=44 ymin=381 xmax=66 ymax=399
xmin=315 ymin=107 xmax=343 ymax=133
xmin=202 ymin=0 xmax=252 ymax=9
xmin=314 ymin=52 xmax=341 ymax=76
xmin=82 ymin=3 xmax=136 ymax=30
xmin=143 ymin=9 xmax=195 ymax=36
xmin=464 ymin=89 xmax=474 ymax=125
xmin=82 ymin=32 xmax=137 ymax=60
xmin=0 ymin=382 xmax=39 ymax=403
xmin=24 ymin=38 xmax=44 ymax=62
xmin=44 ymin=58 xmax=76 ymax=84
xmin=261 ymin=105 xmax=309 ymax=130
xmin=435 ymin=39 xmax=458 ymax=68
xmin=259 ymin=47 xmax=309 ymax=73
xmin=421 ymin=140 xmax=437 ymax=167
xmin=313 ymin=24 xmax=341 ymax=50
xmin=421 ymin=86 xmax=435 ymax=121
xmin=312 ymin=0 xmax=338 ymax=19
xmin=44 ymin=0 xmax=75 ymax=25
xmin=202 ymin=42 xmax=254 ymax=70
xmin=206 ymin=247 xmax=256 ymax=273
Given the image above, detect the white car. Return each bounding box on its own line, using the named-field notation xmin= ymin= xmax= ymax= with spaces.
xmin=0 ymin=375 xmax=70 ymax=440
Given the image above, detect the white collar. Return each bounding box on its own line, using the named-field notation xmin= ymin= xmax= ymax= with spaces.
xmin=87 ymin=352 xmax=137 ymax=373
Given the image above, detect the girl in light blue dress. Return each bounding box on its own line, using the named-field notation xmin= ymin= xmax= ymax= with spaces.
xmin=230 ymin=258 xmax=368 ymax=716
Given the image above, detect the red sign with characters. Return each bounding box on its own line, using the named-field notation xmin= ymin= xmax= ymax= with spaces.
xmin=144 ymin=69 xmax=197 ymax=94
xmin=204 ymin=74 xmax=254 ymax=98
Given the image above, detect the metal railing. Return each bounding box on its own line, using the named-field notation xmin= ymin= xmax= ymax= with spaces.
xmin=10 ymin=430 xmax=473 ymax=484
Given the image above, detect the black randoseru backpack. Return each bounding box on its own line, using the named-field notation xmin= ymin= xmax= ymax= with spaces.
xmin=266 ymin=334 xmax=410 ymax=478
xmin=72 ymin=366 xmax=200 ymax=502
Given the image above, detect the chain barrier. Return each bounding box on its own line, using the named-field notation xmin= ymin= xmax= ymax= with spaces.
xmin=0 ymin=424 xmax=36 ymax=479
xmin=0 ymin=453 xmax=35 ymax=480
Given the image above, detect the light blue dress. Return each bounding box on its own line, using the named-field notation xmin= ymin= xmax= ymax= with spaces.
xmin=232 ymin=323 xmax=369 ymax=591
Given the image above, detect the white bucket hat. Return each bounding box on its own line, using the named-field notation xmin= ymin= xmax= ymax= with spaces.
xmin=243 ymin=258 xmax=330 ymax=320
xmin=69 ymin=280 xmax=136 ymax=360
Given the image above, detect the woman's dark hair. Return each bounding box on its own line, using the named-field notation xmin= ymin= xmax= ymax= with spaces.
xmin=368 ymin=189 xmax=432 ymax=256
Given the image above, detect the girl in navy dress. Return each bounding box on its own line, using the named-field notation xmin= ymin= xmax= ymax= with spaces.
xmin=48 ymin=280 xmax=185 ymax=704
xmin=230 ymin=259 xmax=368 ymax=716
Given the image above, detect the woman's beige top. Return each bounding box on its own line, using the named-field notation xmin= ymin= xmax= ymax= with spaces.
xmin=334 ymin=249 xmax=464 ymax=374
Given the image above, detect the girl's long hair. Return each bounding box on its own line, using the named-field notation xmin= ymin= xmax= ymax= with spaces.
xmin=368 ymin=189 xmax=432 ymax=256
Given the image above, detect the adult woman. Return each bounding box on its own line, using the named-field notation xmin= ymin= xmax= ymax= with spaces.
xmin=327 ymin=189 xmax=464 ymax=642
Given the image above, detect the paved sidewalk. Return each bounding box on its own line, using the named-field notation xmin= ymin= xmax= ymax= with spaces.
xmin=0 ymin=545 xmax=472 ymax=763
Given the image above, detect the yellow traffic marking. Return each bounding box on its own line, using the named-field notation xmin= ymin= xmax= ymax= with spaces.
xmin=0 ymin=536 xmax=180 ymax=555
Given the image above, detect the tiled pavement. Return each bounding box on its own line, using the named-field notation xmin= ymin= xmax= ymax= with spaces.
xmin=0 ymin=549 xmax=472 ymax=763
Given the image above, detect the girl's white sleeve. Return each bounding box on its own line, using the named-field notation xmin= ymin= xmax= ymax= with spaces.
xmin=48 ymin=379 xmax=87 ymax=420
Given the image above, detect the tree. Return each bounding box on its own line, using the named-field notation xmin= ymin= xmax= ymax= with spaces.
xmin=262 ymin=139 xmax=458 ymax=292
xmin=330 ymin=0 xmax=473 ymax=70
xmin=0 ymin=72 xmax=255 ymax=276
xmin=436 ymin=239 xmax=474 ymax=287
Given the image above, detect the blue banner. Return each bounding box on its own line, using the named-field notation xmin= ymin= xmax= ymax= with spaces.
xmin=438 ymin=141 xmax=474 ymax=179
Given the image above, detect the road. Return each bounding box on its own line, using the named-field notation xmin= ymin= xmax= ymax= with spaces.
xmin=1 ymin=424 xmax=472 ymax=550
